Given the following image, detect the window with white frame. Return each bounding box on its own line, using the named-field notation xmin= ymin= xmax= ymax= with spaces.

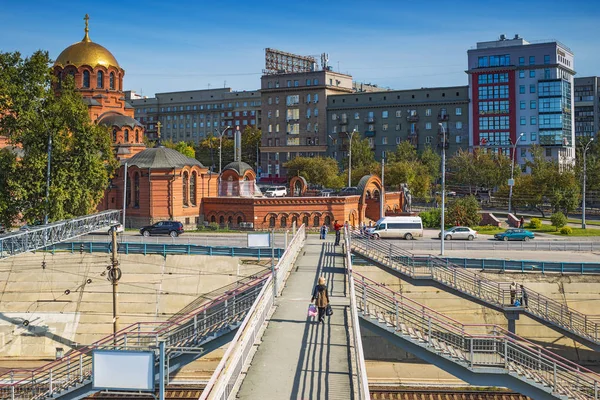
xmin=455 ymin=107 xmax=462 ymax=115
xmin=425 ymin=122 xmax=432 ymax=130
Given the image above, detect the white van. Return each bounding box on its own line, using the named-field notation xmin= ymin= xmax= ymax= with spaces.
xmin=366 ymin=216 xmax=423 ymax=240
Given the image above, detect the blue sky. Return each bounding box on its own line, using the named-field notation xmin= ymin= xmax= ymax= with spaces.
xmin=2 ymin=0 xmax=600 ymax=96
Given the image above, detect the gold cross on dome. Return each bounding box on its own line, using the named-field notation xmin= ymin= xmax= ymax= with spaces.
xmin=83 ymin=14 xmax=90 ymax=42
xmin=156 ymin=121 xmax=162 ymax=139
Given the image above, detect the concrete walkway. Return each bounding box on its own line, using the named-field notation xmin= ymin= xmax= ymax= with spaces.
xmin=237 ymin=236 xmax=354 ymax=400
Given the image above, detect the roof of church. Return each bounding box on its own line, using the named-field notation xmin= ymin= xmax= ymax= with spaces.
xmin=126 ymin=147 xmax=204 ymax=170
xmin=223 ymin=161 xmax=254 ymax=176
xmin=97 ymin=112 xmax=143 ymax=129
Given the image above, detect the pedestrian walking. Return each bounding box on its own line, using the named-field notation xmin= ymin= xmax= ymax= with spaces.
xmin=319 ymin=223 xmax=328 ymax=240
xmin=519 ymin=216 xmax=525 ymax=228
xmin=509 ymin=281 xmax=517 ymax=305
xmin=333 ymin=220 xmax=342 ymax=246
xmin=311 ymin=276 xmax=330 ymax=324
xmin=520 ymin=284 xmax=529 ymax=308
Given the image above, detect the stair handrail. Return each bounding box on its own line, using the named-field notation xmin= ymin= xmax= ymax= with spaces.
xmin=350 ymin=232 xmax=600 ymax=342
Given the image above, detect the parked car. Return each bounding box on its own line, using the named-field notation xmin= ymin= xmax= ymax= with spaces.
xmin=264 ymin=186 xmax=287 ymax=197
xmin=338 ymin=187 xmax=359 ymax=196
xmin=494 ymin=229 xmax=535 ymax=242
xmin=439 ymin=226 xmax=478 ymax=241
xmin=319 ymin=189 xmax=335 ymax=197
xmin=366 ymin=216 xmax=423 ymax=240
xmin=139 ymin=221 xmax=184 ymax=237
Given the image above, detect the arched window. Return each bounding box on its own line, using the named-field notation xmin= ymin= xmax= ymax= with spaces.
xmin=269 ymin=216 xmax=276 ymax=228
xmin=292 ymin=216 xmax=298 ymax=227
xmin=190 ymin=172 xmax=197 ymax=205
xmin=280 ymin=216 xmax=287 ymax=228
xmin=302 ymin=215 xmax=309 ymax=226
xmin=109 ymin=72 xmax=115 ymax=90
xmin=210 ymin=215 xmax=216 ymax=223
xmin=324 ymin=216 xmax=331 ymax=226
xmin=237 ymin=216 xmax=243 ymax=225
xmin=83 ymin=70 xmax=90 ymax=88
xmin=134 ymin=172 xmax=140 ymax=208
xmin=125 ymin=174 xmax=131 ymax=207
xmin=219 ymin=216 xmax=225 ymax=225
xmin=313 ymin=216 xmax=319 ymax=227
xmin=97 ymin=71 xmax=104 ymax=88
xmin=124 ymin=129 xmax=129 ymax=142
xmin=135 ymin=130 xmax=139 ymax=142
xmin=112 ymin=129 xmax=117 ymax=142
xmin=183 ymin=172 xmax=189 ymax=206
xmin=227 ymin=216 xmax=233 ymax=225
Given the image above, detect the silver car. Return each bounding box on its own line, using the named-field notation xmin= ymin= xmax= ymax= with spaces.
xmin=439 ymin=226 xmax=478 ymax=241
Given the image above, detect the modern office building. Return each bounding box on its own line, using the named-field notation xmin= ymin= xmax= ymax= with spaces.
xmin=326 ymin=86 xmax=470 ymax=163
xmin=467 ymin=35 xmax=575 ymax=170
xmin=128 ymin=88 xmax=261 ymax=143
xmin=574 ymin=76 xmax=600 ymax=140
xmin=259 ymin=49 xmax=354 ymax=181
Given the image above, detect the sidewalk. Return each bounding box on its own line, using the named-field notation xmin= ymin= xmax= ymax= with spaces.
xmin=237 ymin=236 xmax=354 ymax=400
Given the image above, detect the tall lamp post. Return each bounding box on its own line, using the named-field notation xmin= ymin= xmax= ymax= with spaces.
xmin=438 ymin=123 xmax=446 ymax=256
xmin=582 ymin=137 xmax=594 ymax=229
xmin=346 ymin=129 xmax=358 ymax=187
xmin=217 ymin=125 xmax=231 ymax=196
xmin=508 ymin=133 xmax=525 ymax=215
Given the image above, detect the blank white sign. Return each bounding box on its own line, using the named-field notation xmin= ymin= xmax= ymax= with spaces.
xmin=247 ymin=233 xmax=270 ymax=248
xmin=92 ymin=350 xmax=154 ymax=391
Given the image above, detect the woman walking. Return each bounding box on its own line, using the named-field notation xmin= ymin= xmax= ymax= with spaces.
xmin=311 ymin=276 xmax=330 ymax=323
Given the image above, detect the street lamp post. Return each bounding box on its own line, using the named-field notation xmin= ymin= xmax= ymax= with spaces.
xmin=216 ymin=126 xmax=231 ymax=197
xmin=508 ymin=133 xmax=525 ymax=215
xmin=438 ymin=123 xmax=446 ymax=256
xmin=347 ymin=129 xmax=357 ymax=187
xmin=582 ymin=137 xmax=594 ymax=229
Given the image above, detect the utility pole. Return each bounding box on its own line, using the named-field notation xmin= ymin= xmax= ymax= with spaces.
xmin=271 ymin=229 xmax=277 ymax=298
xmin=380 ymin=157 xmax=385 ymax=219
xmin=110 ymin=229 xmax=121 ymax=338
xmin=44 ymin=133 xmax=52 ymax=225
xmin=122 ymin=162 xmax=128 ymax=227
xmin=439 ymin=123 xmax=446 ymax=256
xmin=582 ymin=138 xmax=594 ymax=229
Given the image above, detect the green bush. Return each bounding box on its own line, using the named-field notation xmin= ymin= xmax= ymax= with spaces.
xmin=550 ymin=212 xmax=567 ymax=231
xmin=208 ymin=222 xmax=219 ymax=231
xmin=528 ymin=218 xmax=543 ymax=229
xmin=420 ymin=209 xmax=442 ymax=228
xmin=447 ymin=195 xmax=481 ymax=227
xmin=560 ymin=226 xmax=573 ymax=235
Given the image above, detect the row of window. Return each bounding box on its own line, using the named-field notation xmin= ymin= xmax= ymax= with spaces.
xmin=479 ymin=100 xmax=510 ymax=114
xmin=268 ymin=123 xmax=320 ymax=133
xmin=268 ymin=94 xmax=319 ymax=105
xmin=112 ymin=128 xmax=141 ymax=144
xmin=331 ymin=108 xmax=462 ymax=120
xmin=477 ymin=73 xmax=509 ymax=84
xmin=160 ymin=110 xmax=256 ymax=121
xmin=478 ymin=54 xmax=511 ymax=68
xmin=479 ymin=116 xmax=510 ymax=131
xmin=154 ymin=101 xmax=260 ymax=113
xmin=267 ymin=108 xmax=319 ymax=119
xmin=163 ymin=120 xmax=255 ymax=130
xmin=81 ymin=70 xmax=117 ymax=90
xmin=478 ymin=85 xmax=509 ymax=100
xmin=267 ymin=78 xmax=320 ymax=89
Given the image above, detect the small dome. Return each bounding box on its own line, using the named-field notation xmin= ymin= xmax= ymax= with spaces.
xmin=54 ymin=15 xmax=120 ymax=69
xmin=223 ymin=161 xmax=254 ymax=176
xmin=97 ymin=112 xmax=143 ymax=129
xmin=126 ymin=147 xmax=204 ymax=170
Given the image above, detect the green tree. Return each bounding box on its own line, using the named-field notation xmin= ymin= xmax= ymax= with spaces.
xmin=550 ymin=211 xmax=567 ymax=231
xmin=0 ymin=50 xmax=118 ymax=227
xmin=447 ymin=196 xmax=481 ymax=227
xmin=284 ymin=156 xmax=344 ymax=189
xmin=389 ymin=140 xmax=418 ymax=163
xmin=163 ymin=140 xmax=195 ymax=159
xmin=419 ymin=145 xmax=441 ymax=183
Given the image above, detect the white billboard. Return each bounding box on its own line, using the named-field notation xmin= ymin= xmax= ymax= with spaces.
xmin=247 ymin=233 xmax=271 ymax=248
xmin=92 ymin=350 xmax=154 ymax=391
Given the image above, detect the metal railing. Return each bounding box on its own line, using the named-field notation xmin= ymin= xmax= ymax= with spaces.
xmin=0 ymin=210 xmax=121 ymax=260
xmin=393 ymin=239 xmax=600 ymax=252
xmin=354 ymin=272 xmax=600 ymax=400
xmin=0 ymin=273 xmax=270 ymax=399
xmin=200 ymin=224 xmax=307 ymax=400
xmin=350 ymin=231 xmax=600 ymax=348
xmin=46 ymin=241 xmax=283 ymax=259
xmin=445 ymin=257 xmax=600 ymax=275
xmin=344 ymin=228 xmax=371 ymax=400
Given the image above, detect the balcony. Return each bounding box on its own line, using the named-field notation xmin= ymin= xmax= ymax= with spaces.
xmin=364 ymin=116 xmax=375 ymax=123
xmin=438 ymin=114 xmax=449 ymax=121
xmin=338 ymin=131 xmax=349 ymax=138
xmin=407 ymin=114 xmax=419 ymax=122
xmin=364 ymin=131 xmax=376 ymax=137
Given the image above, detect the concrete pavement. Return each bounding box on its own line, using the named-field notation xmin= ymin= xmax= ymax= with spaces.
xmin=237 ymin=236 xmax=354 ymax=400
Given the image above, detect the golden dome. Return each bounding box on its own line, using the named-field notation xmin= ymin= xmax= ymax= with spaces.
xmin=54 ymin=14 xmax=120 ymax=69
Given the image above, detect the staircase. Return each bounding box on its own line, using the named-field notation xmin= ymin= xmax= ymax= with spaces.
xmin=349 ymin=231 xmax=600 ymax=351
xmin=354 ymin=272 xmax=600 ymax=400
xmin=0 ymin=273 xmax=269 ymax=400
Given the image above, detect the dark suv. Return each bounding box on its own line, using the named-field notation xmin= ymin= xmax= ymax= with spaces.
xmin=139 ymin=221 xmax=184 ymax=237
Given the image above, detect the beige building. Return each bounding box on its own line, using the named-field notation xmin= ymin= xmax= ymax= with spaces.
xmin=326 ymin=86 xmax=470 ymax=162
xmin=128 ymin=88 xmax=261 ymax=143
xmin=260 ymin=70 xmax=353 ymax=181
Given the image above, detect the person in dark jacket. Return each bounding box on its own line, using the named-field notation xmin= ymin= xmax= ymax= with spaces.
xmin=333 ymin=220 xmax=343 ymax=246
xmin=520 ymin=284 xmax=529 ymax=308
xmin=311 ymin=276 xmax=330 ymax=323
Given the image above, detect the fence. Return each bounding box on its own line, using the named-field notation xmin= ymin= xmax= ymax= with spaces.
xmin=445 ymin=257 xmax=600 ymax=275
xmin=395 ymin=240 xmax=600 ymax=252
xmin=199 ymin=224 xmax=307 ymax=400
xmin=43 ymin=242 xmax=283 ymax=259
xmin=344 ymin=228 xmax=371 ymax=400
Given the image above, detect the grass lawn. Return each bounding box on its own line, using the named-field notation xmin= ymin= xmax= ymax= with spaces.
xmin=528 ymin=225 xmax=600 ymax=236
xmin=472 ymin=226 xmax=505 ymax=235
xmin=539 ymin=217 xmax=600 ymax=227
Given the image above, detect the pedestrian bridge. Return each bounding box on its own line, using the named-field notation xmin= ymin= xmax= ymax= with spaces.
xmin=0 ymin=213 xmax=599 ymax=399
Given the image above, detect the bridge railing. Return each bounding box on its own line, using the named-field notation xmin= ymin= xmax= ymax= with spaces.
xmin=350 ymin=231 xmax=600 ymax=345
xmin=0 ymin=210 xmax=121 ymax=260
xmin=344 ymin=228 xmax=371 ymax=400
xmin=0 ymin=273 xmax=269 ymax=400
xmin=354 ymin=272 xmax=600 ymax=400
xmin=200 ymin=224 xmax=306 ymax=400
